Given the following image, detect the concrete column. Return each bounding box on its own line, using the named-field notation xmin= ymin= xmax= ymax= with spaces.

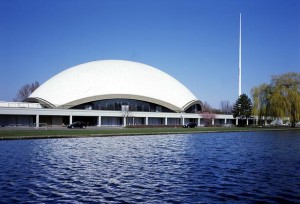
xmin=212 ymin=119 xmax=215 ymax=126
xmin=224 ymin=118 xmax=227 ymax=125
xmin=246 ymin=118 xmax=249 ymax=126
xmin=197 ymin=118 xmax=200 ymax=126
xmin=98 ymin=116 xmax=101 ymax=127
xmin=145 ymin=117 xmax=148 ymax=125
xmin=236 ymin=118 xmax=238 ymax=126
xmin=35 ymin=115 xmax=39 ymax=128
xmin=165 ymin=117 xmax=168 ymax=125
xmin=181 ymin=117 xmax=185 ymax=125
xmin=69 ymin=115 xmax=73 ymax=124
xmin=133 ymin=117 xmax=135 ymax=125
xmin=123 ymin=117 xmax=127 ymax=127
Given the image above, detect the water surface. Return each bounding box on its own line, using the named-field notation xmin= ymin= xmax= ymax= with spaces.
xmin=0 ymin=131 xmax=299 ymax=203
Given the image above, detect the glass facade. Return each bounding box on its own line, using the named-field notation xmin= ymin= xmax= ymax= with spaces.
xmin=185 ymin=104 xmax=202 ymax=113
xmin=71 ymin=99 xmax=175 ymax=113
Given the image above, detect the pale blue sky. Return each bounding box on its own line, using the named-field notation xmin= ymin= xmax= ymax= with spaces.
xmin=0 ymin=0 xmax=299 ymax=108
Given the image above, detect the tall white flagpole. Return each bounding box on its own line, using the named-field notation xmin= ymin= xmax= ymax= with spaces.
xmin=238 ymin=13 xmax=242 ymax=96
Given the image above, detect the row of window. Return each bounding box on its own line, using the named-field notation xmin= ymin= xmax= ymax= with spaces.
xmin=71 ymin=99 xmax=174 ymax=112
xmin=71 ymin=99 xmax=201 ymax=113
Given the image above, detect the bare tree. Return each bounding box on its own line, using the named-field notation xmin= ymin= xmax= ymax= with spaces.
xmin=202 ymin=101 xmax=213 ymax=112
xmin=13 ymin=81 xmax=40 ymax=102
xmin=220 ymin=100 xmax=233 ymax=114
xmin=202 ymin=101 xmax=222 ymax=114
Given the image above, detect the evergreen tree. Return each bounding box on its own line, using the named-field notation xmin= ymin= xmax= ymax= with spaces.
xmin=232 ymin=93 xmax=253 ymax=119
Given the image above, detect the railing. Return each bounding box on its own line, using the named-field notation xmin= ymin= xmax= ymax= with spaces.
xmin=0 ymin=102 xmax=42 ymax=108
xmin=2 ymin=123 xmax=48 ymax=130
xmin=31 ymin=123 xmax=48 ymax=130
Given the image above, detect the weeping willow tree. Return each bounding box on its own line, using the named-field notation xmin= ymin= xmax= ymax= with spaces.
xmin=270 ymin=73 xmax=300 ymax=127
xmin=251 ymin=72 xmax=300 ymax=127
xmin=251 ymin=83 xmax=271 ymax=125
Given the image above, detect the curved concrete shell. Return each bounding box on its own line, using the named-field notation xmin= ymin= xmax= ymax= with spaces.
xmin=27 ymin=60 xmax=202 ymax=112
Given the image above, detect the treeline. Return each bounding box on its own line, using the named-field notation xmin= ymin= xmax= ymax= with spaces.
xmin=202 ymin=100 xmax=233 ymax=114
xmin=201 ymin=72 xmax=300 ymax=128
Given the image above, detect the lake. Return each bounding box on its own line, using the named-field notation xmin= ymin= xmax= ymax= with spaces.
xmin=0 ymin=131 xmax=299 ymax=203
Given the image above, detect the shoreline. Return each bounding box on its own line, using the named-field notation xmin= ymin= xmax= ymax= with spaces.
xmin=1 ymin=126 xmax=299 ymax=140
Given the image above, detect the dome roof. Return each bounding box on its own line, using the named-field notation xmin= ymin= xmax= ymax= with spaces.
xmin=27 ymin=60 xmax=201 ymax=112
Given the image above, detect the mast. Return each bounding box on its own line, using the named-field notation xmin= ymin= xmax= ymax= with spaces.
xmin=238 ymin=13 xmax=242 ymax=96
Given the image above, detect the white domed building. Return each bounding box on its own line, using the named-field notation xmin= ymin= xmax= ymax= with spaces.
xmin=27 ymin=60 xmax=202 ymax=113
xmin=3 ymin=60 xmax=233 ymax=127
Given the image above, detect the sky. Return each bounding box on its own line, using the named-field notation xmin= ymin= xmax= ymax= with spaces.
xmin=0 ymin=0 xmax=299 ymax=108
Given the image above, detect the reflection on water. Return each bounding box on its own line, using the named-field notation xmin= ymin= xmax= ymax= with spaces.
xmin=0 ymin=131 xmax=300 ymax=203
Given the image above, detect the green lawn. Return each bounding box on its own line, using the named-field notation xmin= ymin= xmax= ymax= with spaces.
xmin=0 ymin=126 xmax=296 ymax=140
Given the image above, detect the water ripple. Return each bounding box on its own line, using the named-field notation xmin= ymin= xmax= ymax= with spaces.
xmin=0 ymin=131 xmax=300 ymax=203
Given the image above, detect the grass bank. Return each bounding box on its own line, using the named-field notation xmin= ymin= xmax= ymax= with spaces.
xmin=0 ymin=126 xmax=298 ymax=140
